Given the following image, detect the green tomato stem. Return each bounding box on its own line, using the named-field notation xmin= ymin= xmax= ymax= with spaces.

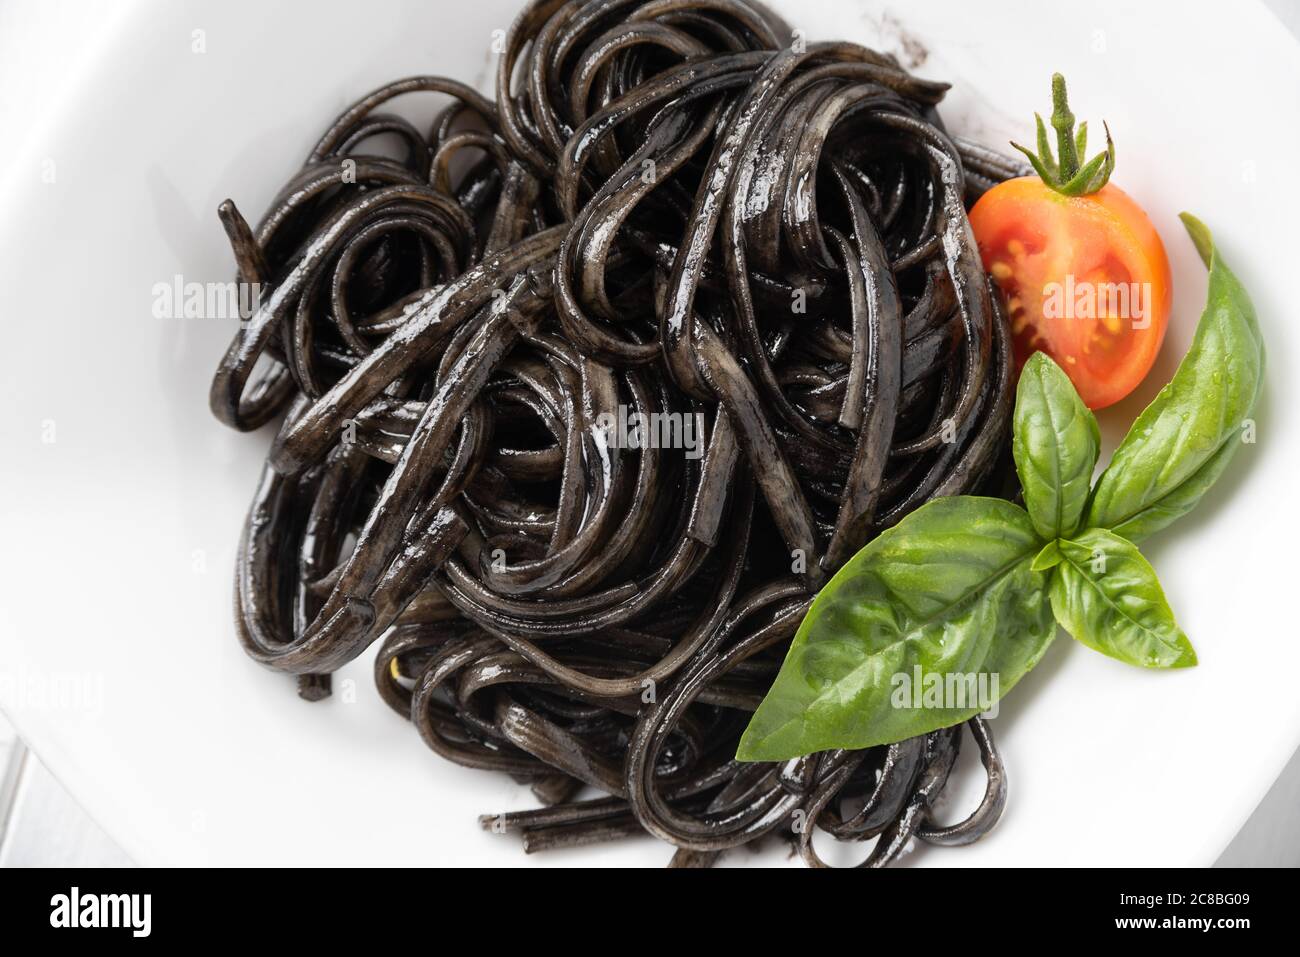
xmin=1051 ymin=73 xmax=1080 ymax=179
xmin=1010 ymin=73 xmax=1116 ymax=196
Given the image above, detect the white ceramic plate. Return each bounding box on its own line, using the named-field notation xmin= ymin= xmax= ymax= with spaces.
xmin=2 ymin=0 xmax=1298 ymax=867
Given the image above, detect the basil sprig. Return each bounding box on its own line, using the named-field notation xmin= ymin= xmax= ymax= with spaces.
xmin=737 ymin=214 xmax=1264 ymax=761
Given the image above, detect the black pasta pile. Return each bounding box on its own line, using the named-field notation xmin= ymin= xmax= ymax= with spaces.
xmin=210 ymin=0 xmax=1027 ymax=867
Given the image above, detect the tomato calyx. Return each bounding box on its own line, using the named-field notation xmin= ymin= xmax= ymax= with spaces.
xmin=1010 ymin=73 xmax=1116 ymax=197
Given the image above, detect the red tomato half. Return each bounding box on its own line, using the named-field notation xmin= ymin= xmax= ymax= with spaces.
xmin=969 ymin=179 xmax=1171 ymax=409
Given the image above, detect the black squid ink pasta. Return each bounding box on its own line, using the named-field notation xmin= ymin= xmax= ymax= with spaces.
xmin=208 ymin=0 xmax=1030 ymax=867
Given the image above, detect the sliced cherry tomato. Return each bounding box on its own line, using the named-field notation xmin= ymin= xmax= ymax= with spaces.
xmin=968 ymin=76 xmax=1171 ymax=409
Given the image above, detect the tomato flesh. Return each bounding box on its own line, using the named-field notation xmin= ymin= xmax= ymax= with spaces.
xmin=969 ymin=179 xmax=1171 ymax=409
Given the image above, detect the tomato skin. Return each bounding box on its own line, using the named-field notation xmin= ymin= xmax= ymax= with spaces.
xmin=969 ymin=178 xmax=1171 ymax=409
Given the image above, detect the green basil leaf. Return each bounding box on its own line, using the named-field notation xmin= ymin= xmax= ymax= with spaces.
xmin=1013 ymin=351 xmax=1100 ymax=540
xmin=1049 ymin=527 xmax=1196 ymax=668
xmin=1085 ymin=214 xmax=1265 ymax=542
xmin=1031 ymin=539 xmax=1064 ymax=571
xmin=736 ymin=497 xmax=1056 ymax=761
